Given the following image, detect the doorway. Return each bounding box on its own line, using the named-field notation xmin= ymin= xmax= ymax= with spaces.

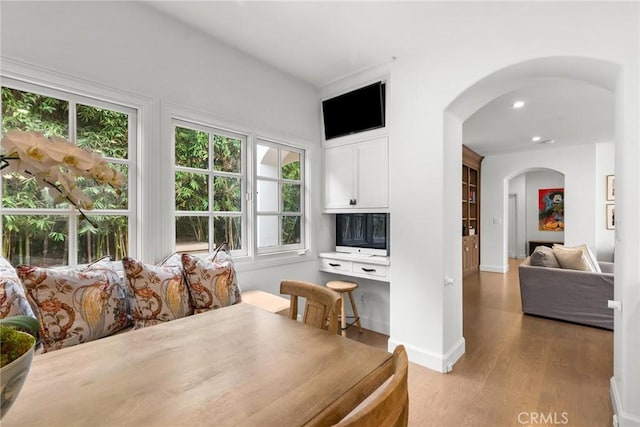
xmin=508 ymin=194 xmax=517 ymax=258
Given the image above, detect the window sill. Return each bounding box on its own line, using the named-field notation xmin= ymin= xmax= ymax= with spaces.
xmin=234 ymin=250 xmax=316 ymax=272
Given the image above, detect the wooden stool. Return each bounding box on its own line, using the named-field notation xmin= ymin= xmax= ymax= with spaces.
xmin=326 ymin=280 xmax=362 ymax=337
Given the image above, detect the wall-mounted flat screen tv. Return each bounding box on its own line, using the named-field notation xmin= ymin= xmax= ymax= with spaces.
xmin=322 ymin=81 xmax=386 ymax=140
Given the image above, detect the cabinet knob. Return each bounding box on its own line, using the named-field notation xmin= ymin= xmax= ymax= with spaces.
xmin=349 ymin=199 xmax=357 ymax=206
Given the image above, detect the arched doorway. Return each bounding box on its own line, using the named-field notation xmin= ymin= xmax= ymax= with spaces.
xmin=507 ymin=168 xmax=566 ymax=260
xmin=446 ymin=57 xmax=618 ymax=273
xmin=442 ymin=55 xmax=639 ymax=422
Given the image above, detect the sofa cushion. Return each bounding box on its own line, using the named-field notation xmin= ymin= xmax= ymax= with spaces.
xmin=122 ymin=257 xmax=193 ymax=329
xmin=552 ymin=246 xmax=591 ymax=271
xmin=0 ymin=256 xmax=36 ymax=319
xmin=16 ymin=260 xmax=130 ymax=353
xmin=553 ymin=244 xmax=601 ymax=273
xmin=529 ymin=246 xmax=561 ymax=268
xmin=181 ymin=252 xmax=242 ymax=314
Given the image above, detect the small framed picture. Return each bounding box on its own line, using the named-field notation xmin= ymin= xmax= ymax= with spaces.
xmin=606 ymin=204 xmax=615 ymax=230
xmin=606 ymin=175 xmax=615 ymax=201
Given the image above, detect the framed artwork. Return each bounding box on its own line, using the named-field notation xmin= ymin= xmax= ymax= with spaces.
xmin=606 ymin=204 xmax=615 ymax=230
xmin=538 ymin=188 xmax=564 ymax=231
xmin=606 ymin=175 xmax=615 ymax=201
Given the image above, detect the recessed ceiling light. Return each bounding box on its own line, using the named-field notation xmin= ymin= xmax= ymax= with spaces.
xmin=531 ymin=136 xmax=541 ymax=142
xmin=512 ymin=100 xmax=525 ymax=109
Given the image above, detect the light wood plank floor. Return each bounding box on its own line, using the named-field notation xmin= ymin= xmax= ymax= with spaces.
xmin=347 ymin=259 xmax=613 ymax=426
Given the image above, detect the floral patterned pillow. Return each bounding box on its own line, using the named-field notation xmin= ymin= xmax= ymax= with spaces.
xmin=0 ymin=256 xmax=36 ymax=319
xmin=181 ymin=252 xmax=242 ymax=314
xmin=122 ymin=257 xmax=192 ymax=329
xmin=16 ymin=260 xmax=129 ymax=353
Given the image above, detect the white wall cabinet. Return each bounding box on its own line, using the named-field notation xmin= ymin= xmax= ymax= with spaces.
xmin=323 ymin=136 xmax=389 ymax=211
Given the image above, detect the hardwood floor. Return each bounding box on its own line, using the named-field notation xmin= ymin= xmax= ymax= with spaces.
xmin=347 ymin=259 xmax=613 ymax=426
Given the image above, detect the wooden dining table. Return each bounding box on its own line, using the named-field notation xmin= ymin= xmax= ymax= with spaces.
xmin=2 ymin=302 xmax=393 ymax=426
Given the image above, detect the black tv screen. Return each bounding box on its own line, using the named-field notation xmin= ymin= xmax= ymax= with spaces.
xmin=322 ymin=81 xmax=385 ymax=140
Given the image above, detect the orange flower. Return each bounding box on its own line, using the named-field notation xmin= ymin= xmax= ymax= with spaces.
xmin=135 ymin=287 xmax=155 ymax=299
xmin=190 ymin=283 xmax=205 ymax=294
xmin=40 ymin=298 xmax=62 ymax=313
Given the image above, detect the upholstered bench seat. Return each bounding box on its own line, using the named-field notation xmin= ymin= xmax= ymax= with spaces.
xmin=242 ymin=290 xmax=290 ymax=315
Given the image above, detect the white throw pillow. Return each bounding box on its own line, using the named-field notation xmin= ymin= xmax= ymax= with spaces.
xmin=553 ymin=244 xmax=601 ymax=273
xmin=552 ymin=246 xmax=591 ymax=271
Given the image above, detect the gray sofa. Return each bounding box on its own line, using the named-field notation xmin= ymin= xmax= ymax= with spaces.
xmin=518 ymin=257 xmax=614 ymax=330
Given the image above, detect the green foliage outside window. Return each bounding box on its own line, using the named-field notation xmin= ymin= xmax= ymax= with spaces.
xmin=1 ymin=87 xmax=130 ymax=266
xmin=174 ymin=126 xmax=243 ymax=251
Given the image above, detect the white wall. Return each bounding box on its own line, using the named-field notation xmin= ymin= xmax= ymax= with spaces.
xmin=483 ymin=146 xmax=597 ymax=272
xmin=0 ymin=1 xmax=327 ymax=285
xmin=484 ymin=145 xmax=613 ymax=271
xmin=612 ymin=27 xmax=640 ymax=426
xmin=596 ymin=142 xmax=615 ymax=261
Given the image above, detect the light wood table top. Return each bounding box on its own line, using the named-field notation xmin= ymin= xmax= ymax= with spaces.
xmin=2 ymin=302 xmax=392 ymax=426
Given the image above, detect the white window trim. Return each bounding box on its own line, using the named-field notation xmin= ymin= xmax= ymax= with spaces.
xmin=173 ymin=117 xmax=248 ymax=257
xmin=255 ymin=137 xmax=306 ymax=255
xmin=0 ymin=63 xmax=148 ymax=264
xmin=164 ymin=102 xmax=313 ymax=268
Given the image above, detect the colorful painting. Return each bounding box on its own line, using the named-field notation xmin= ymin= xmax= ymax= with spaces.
xmin=539 ymin=188 xmax=564 ymax=231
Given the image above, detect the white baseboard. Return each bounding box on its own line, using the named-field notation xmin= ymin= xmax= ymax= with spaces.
xmin=611 ymin=377 xmax=640 ymax=426
xmin=480 ymin=264 xmax=508 ymax=273
xmin=388 ymin=336 xmax=465 ymax=373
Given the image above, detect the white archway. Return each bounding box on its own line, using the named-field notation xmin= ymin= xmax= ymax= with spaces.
xmin=443 ymin=56 xmax=618 ymax=276
xmin=440 ymin=56 xmax=639 ymax=423
xmin=507 ymin=168 xmax=566 ymax=260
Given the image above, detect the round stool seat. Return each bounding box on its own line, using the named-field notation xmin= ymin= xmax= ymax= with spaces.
xmin=326 ymin=280 xmax=358 ymax=292
xmin=325 ymin=280 xmax=361 ymax=337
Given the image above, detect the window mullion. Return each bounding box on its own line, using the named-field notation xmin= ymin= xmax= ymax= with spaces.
xmin=209 ymin=132 xmax=215 ymax=251
xmin=68 ymin=101 xmax=78 ymax=265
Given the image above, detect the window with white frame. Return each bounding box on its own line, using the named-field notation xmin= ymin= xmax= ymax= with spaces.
xmin=255 ymin=139 xmax=304 ymax=253
xmin=173 ymin=120 xmax=246 ymax=255
xmin=1 ymin=80 xmax=136 ymax=267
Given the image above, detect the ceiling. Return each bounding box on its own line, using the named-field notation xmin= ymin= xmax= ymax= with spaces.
xmin=143 ymin=1 xmax=614 ymax=156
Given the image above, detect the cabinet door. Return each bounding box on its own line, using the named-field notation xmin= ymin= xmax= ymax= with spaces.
xmin=469 ymin=235 xmax=479 ymax=271
xmin=462 ymin=237 xmax=470 ymax=274
xmin=324 ymin=144 xmax=355 ymax=209
xmin=355 ymin=137 xmax=389 ymax=209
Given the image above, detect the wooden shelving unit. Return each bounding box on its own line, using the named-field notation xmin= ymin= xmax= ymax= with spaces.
xmin=462 ymin=145 xmax=483 ymax=275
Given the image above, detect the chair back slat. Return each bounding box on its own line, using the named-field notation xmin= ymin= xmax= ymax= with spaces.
xmin=280 ymin=280 xmax=341 ymax=335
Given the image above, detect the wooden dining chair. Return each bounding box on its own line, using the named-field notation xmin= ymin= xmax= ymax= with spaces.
xmin=332 ymin=345 xmax=409 ymax=427
xmin=279 ymin=280 xmax=341 ymax=335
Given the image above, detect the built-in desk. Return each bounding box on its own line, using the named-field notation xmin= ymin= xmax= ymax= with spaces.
xmin=319 ymin=252 xmax=390 ymax=282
